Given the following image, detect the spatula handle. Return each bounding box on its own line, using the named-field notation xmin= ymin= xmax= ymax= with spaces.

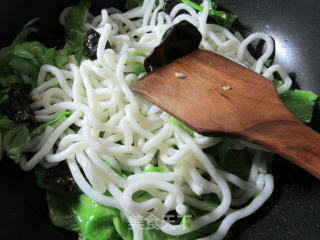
xmin=240 ymin=119 xmax=320 ymax=179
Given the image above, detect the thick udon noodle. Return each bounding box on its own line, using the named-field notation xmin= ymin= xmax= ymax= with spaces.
xmin=4 ymin=0 xmax=293 ymax=239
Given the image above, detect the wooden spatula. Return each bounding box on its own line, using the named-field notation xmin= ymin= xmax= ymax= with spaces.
xmin=131 ymin=49 xmax=320 ymax=179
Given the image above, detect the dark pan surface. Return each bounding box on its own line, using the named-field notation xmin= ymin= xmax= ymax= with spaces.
xmin=0 ymin=1 xmax=319 ymax=239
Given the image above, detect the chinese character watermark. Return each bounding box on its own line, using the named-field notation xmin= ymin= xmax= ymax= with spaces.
xmin=128 ymin=214 xmax=192 ymax=230
xmin=145 ymin=214 xmax=161 ymax=230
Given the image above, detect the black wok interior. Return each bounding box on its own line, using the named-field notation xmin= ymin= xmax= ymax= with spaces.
xmin=0 ymin=0 xmax=319 ymax=239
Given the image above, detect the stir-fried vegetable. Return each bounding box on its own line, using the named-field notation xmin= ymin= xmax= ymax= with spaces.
xmin=126 ymin=0 xmax=237 ymax=29
xmin=64 ymin=1 xmax=91 ymax=63
xmin=280 ymin=90 xmax=318 ymax=123
xmin=0 ymin=1 xmax=318 ymax=240
xmin=0 ymin=1 xmax=90 ymax=163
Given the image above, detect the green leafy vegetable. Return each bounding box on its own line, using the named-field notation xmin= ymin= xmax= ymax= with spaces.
xmin=263 ymin=59 xmax=273 ymax=67
xmin=72 ymin=194 xmax=127 ymax=240
xmin=37 ymin=160 xmax=227 ymax=240
xmin=54 ymin=45 xmax=72 ymax=67
xmin=126 ymin=61 xmax=146 ymax=75
xmin=9 ymin=55 xmax=38 ymax=75
xmin=205 ymin=139 xmax=252 ymax=181
xmin=125 ymin=1 xmax=236 ymax=28
xmin=48 ymin=189 xmax=225 ymax=240
xmin=13 ymin=41 xmax=71 ymax=69
xmin=31 ymin=112 xmax=71 ymax=137
xmin=143 ymin=218 xmax=223 ymax=240
xmin=166 ymin=116 xmax=194 ymax=136
xmin=125 ymin=52 xmax=148 ymax=75
xmin=0 ymin=0 xmax=90 ymax=86
xmin=181 ymin=215 xmax=192 ymax=228
xmin=46 ymin=191 xmax=133 ymax=240
xmin=180 ymin=205 xmax=196 ymax=228
xmin=280 ymin=90 xmax=318 ymax=123
xmin=64 ymin=1 xmax=91 ymax=63
xmin=0 ymin=1 xmax=91 ymax=166
xmin=0 ymin=88 xmax=10 ymax=105
xmin=273 ymin=79 xmax=283 ymax=88
xmin=0 ymin=32 xmax=72 ymax=88
xmin=0 ymin=131 xmax=3 ymax=160
xmin=37 ymin=167 xmax=131 ymax=239
xmin=0 ymin=28 xmax=37 ymax=83
xmin=7 ymin=126 xmax=31 ymax=163
xmin=0 ymin=75 xmax=20 ymax=89
xmin=34 ymin=167 xmax=47 ymax=189
xmin=6 ymin=112 xmax=72 ymax=163
xmin=202 ymin=193 xmax=220 ymax=208
xmin=180 ymin=0 xmax=237 ymax=28
xmin=46 ymin=192 xmax=80 ymax=233
xmin=132 ymin=51 xmax=147 ymax=57
xmin=0 ymin=118 xmax=16 ymax=129
xmin=143 ymin=165 xmax=166 ymax=173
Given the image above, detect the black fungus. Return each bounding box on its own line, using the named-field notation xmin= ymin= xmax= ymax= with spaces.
xmin=84 ymin=29 xmax=111 ymax=60
xmin=144 ymin=20 xmax=202 ymax=73
xmin=43 ymin=163 xmax=78 ymax=193
xmin=163 ymin=0 xmax=188 ymax=16
xmin=7 ymin=83 xmax=35 ymax=123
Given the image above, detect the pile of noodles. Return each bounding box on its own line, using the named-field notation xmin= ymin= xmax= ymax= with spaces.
xmin=4 ymin=1 xmax=293 ymax=239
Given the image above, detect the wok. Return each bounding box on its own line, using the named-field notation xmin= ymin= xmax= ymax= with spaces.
xmin=0 ymin=0 xmax=319 ymax=239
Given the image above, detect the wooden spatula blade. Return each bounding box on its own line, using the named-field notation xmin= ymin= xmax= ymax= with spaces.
xmin=132 ymin=49 xmax=293 ymax=136
xmin=132 ymin=49 xmax=320 ymax=179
